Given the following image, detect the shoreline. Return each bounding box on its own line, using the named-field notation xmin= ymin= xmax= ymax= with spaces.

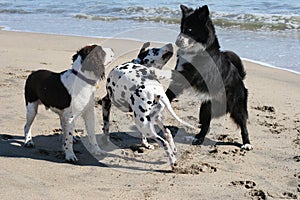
xmin=1 ymin=28 xmax=299 ymax=75
xmin=242 ymin=58 xmax=300 ymax=75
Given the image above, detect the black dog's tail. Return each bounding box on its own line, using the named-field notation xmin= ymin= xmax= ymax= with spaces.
xmin=224 ymin=51 xmax=246 ymax=79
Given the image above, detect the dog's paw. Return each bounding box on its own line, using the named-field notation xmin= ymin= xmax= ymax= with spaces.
xmin=102 ymin=134 xmax=110 ymax=144
xmin=24 ymin=140 xmax=35 ymax=148
xmin=142 ymin=143 xmax=155 ymax=150
xmin=72 ymin=135 xmax=80 ymax=143
xmin=241 ymin=144 xmax=253 ymax=150
xmin=65 ymin=151 xmax=78 ymax=163
xmin=192 ymin=137 xmax=204 ymax=145
xmin=171 ymin=161 xmax=178 ymax=171
xmin=183 ymin=136 xmax=195 ymax=142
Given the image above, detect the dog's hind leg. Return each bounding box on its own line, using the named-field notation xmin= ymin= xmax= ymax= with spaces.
xmin=101 ymin=94 xmax=112 ymax=145
xmin=156 ymin=119 xmax=177 ymax=154
xmin=230 ymin=89 xmax=252 ymax=150
xmin=138 ymin=123 xmax=177 ymax=169
xmin=24 ymin=101 xmax=38 ymax=147
xmin=151 ymin=130 xmax=177 ymax=169
xmin=101 ymin=94 xmax=111 ymax=137
xmin=193 ymin=101 xmax=212 ymax=145
xmin=230 ymin=110 xmax=252 ymax=150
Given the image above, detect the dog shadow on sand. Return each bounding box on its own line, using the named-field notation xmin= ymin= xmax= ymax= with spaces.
xmin=0 ymin=126 xmax=241 ymax=172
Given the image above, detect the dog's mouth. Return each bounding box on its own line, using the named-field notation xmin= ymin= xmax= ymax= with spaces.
xmin=104 ymin=59 xmax=113 ymax=67
xmin=176 ymin=35 xmax=194 ymax=49
xmin=177 ymin=39 xmax=207 ymax=53
xmin=176 ymin=41 xmax=197 ymax=51
xmin=103 ymin=48 xmax=115 ymax=66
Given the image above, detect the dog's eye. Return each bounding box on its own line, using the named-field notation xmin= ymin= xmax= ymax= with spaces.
xmin=187 ymin=28 xmax=192 ymax=32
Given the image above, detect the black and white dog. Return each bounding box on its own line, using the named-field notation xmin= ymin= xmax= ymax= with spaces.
xmin=24 ymin=45 xmax=114 ymax=162
xmin=101 ymin=42 xmax=194 ymax=169
xmin=166 ymin=5 xmax=252 ymax=150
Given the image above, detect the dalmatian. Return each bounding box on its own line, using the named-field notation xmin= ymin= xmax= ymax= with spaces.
xmin=24 ymin=44 xmax=114 ymax=162
xmin=101 ymin=42 xmax=195 ymax=169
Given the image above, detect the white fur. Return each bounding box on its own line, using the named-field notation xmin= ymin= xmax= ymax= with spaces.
xmin=176 ymin=33 xmax=206 ymax=53
xmin=241 ymin=144 xmax=253 ymax=150
xmin=103 ymin=48 xmax=114 ymax=66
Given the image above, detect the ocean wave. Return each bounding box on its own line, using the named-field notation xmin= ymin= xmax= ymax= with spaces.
xmin=0 ymin=9 xmax=32 ymax=14
xmin=1 ymin=3 xmax=299 ymax=32
xmin=211 ymin=12 xmax=300 ymax=31
xmin=72 ymin=8 xmax=300 ymax=32
xmin=74 ymin=14 xmax=119 ymax=21
xmin=112 ymin=6 xmax=180 ymax=16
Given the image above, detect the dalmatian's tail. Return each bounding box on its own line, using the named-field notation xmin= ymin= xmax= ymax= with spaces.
xmin=157 ymin=94 xmax=195 ymax=129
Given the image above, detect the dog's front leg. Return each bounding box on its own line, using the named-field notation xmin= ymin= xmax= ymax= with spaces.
xmin=193 ymin=101 xmax=212 ymax=145
xmin=135 ymin=121 xmax=155 ymax=150
xmin=61 ymin=113 xmax=78 ymax=163
xmin=165 ymin=70 xmax=190 ymax=102
xmin=83 ymin=104 xmax=106 ymax=155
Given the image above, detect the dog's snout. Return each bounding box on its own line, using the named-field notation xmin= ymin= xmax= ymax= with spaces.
xmin=175 ymin=34 xmax=183 ymax=47
xmin=104 ymin=48 xmax=114 ymax=57
xmin=103 ymin=48 xmax=114 ymax=66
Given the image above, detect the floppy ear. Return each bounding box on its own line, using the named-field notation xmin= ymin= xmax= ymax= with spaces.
xmin=139 ymin=42 xmax=150 ymax=54
xmin=180 ymin=4 xmax=194 ymax=17
xmin=81 ymin=45 xmax=106 ymax=78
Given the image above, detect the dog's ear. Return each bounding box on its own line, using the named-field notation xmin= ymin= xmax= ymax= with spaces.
xmin=198 ymin=5 xmax=209 ymax=17
xmin=139 ymin=42 xmax=150 ymax=54
xmin=180 ymin=4 xmax=194 ymax=17
xmin=81 ymin=45 xmax=106 ymax=78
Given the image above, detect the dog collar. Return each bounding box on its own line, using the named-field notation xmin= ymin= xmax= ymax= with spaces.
xmin=132 ymin=58 xmax=141 ymax=64
xmin=71 ymin=69 xmax=98 ymax=86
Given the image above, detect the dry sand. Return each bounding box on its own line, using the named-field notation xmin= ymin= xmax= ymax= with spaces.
xmin=0 ymin=29 xmax=299 ymax=199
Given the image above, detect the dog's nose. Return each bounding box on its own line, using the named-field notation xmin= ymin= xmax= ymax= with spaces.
xmin=175 ymin=35 xmax=183 ymax=47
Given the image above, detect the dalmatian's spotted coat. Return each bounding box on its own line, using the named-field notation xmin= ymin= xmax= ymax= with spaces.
xmin=101 ymin=43 xmax=194 ymax=169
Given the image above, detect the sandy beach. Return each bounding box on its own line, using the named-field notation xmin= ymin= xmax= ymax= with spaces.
xmin=0 ymin=29 xmax=299 ymax=199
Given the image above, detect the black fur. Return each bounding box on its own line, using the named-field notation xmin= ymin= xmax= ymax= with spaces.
xmin=25 ymin=70 xmax=71 ymax=109
xmin=166 ymin=5 xmax=251 ymax=147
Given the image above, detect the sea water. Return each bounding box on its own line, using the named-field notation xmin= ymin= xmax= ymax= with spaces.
xmin=0 ymin=0 xmax=299 ymax=73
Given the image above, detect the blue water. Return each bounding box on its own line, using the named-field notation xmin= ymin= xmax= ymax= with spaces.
xmin=0 ymin=0 xmax=299 ymax=72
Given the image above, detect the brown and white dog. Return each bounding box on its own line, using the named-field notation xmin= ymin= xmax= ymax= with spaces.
xmin=24 ymin=45 xmax=114 ymax=162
